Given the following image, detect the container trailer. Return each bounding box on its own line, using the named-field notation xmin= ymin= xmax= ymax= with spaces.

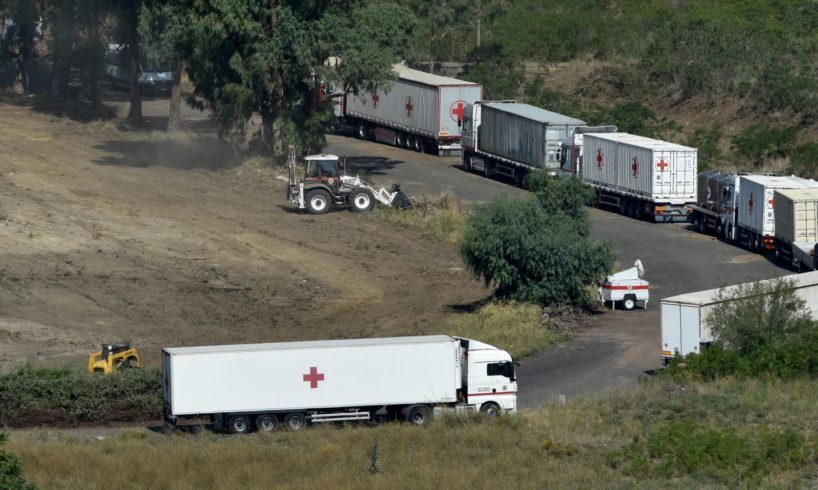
xmin=660 ymin=271 xmax=818 ymax=361
xmin=578 ymin=133 xmax=697 ymax=222
xmin=163 ymin=335 xmax=517 ymax=433
xmin=337 ymin=64 xmax=482 ymax=156
xmin=774 ymin=188 xmax=818 ymax=271
xmin=460 ymin=101 xmax=585 ymax=186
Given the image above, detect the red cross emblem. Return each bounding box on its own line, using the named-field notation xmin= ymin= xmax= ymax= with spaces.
xmin=405 ymin=96 xmax=414 ymax=117
xmin=303 ymin=366 xmax=325 ymax=389
xmin=450 ymin=100 xmax=465 ymax=122
xmin=371 ymin=91 xmax=379 ymax=108
xmin=596 ymin=149 xmax=604 ymax=169
xmin=768 ymin=197 xmax=775 ymax=207
xmin=748 ymin=193 xmax=754 ymax=214
xmin=631 ymin=157 xmax=639 ymax=177
xmin=657 ymin=159 xmax=668 ymax=172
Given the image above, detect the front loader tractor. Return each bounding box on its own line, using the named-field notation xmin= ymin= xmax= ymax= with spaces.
xmin=287 ymin=148 xmax=412 ymax=214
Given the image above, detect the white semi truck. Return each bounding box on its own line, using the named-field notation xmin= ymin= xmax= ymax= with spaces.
xmin=336 ymin=64 xmax=482 ymax=156
xmin=460 ymin=101 xmax=585 ymax=186
xmin=660 ymin=271 xmax=818 ymax=361
xmin=163 ymin=335 xmax=517 ymax=433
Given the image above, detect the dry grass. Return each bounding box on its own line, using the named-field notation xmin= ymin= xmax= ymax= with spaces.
xmin=9 ymin=377 xmax=818 ymax=489
xmin=375 ymin=193 xmax=466 ymax=243
xmin=444 ymin=302 xmax=567 ymax=359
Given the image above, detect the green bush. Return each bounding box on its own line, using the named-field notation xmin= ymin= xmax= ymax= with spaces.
xmin=730 ymin=123 xmax=799 ymax=168
xmin=685 ymin=124 xmax=723 ymax=172
xmin=789 ymin=142 xmax=818 ymax=179
xmin=0 ymin=433 xmax=35 ymax=490
xmin=459 ymin=177 xmax=615 ymax=306
xmin=0 ymin=366 xmax=162 ymax=427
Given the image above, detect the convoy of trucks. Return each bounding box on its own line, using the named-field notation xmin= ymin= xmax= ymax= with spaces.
xmin=660 ymin=271 xmax=818 ymax=361
xmin=460 ymin=100 xmax=585 ymax=186
xmin=163 ymin=335 xmax=517 ymax=434
xmin=334 ymin=64 xmax=482 ymax=156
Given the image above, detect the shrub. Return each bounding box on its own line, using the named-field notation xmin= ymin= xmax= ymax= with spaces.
xmin=789 ymin=142 xmax=818 ymax=179
xmin=0 ymin=433 xmax=35 ymax=490
xmin=731 ymin=124 xmax=799 ymax=168
xmin=685 ymin=124 xmax=723 ymax=172
xmin=459 ymin=178 xmax=615 ymax=305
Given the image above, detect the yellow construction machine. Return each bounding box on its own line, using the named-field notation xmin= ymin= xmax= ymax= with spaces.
xmin=88 ymin=342 xmax=141 ymax=374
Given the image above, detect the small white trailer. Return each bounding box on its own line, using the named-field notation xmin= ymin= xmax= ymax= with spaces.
xmin=163 ymin=335 xmax=517 ymax=433
xmin=599 ymin=260 xmax=649 ymax=310
xmin=660 ymin=271 xmax=818 ymax=361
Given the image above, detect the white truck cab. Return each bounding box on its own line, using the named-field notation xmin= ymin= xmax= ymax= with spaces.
xmin=463 ymin=338 xmax=517 ymax=414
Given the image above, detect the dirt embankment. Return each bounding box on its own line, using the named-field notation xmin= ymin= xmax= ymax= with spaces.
xmin=0 ymin=99 xmax=488 ymax=368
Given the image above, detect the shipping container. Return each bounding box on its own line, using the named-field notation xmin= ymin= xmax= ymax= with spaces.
xmin=736 ymin=175 xmax=818 ymax=239
xmin=460 ymin=101 xmax=585 ymax=186
xmin=342 ymin=64 xmax=482 ymax=156
xmin=773 ymin=188 xmax=818 ymax=270
xmin=661 ymin=271 xmax=818 ymax=360
xmin=163 ymin=335 xmax=517 ymax=433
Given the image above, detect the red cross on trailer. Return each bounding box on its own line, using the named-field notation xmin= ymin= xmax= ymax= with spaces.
xmin=450 ymin=100 xmax=465 ymax=122
xmin=303 ymin=366 xmax=325 ymax=389
xmin=631 ymin=156 xmax=639 ymax=177
xmin=748 ymin=193 xmax=754 ymax=213
xmin=405 ymin=96 xmax=414 ymax=117
xmin=596 ymin=149 xmax=604 ymax=168
xmin=656 ymin=159 xmax=669 ymax=172
xmin=371 ymin=91 xmax=379 ymax=108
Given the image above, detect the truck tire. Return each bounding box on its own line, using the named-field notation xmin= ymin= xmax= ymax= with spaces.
xmin=356 ymin=122 xmax=369 ymax=140
xmin=513 ymin=168 xmax=526 ymax=188
xmin=255 ymin=414 xmax=278 ymax=433
xmin=349 ymin=189 xmax=374 ymax=212
xmin=480 ymin=402 xmax=501 ymax=417
xmin=395 ymin=132 xmax=405 ymax=148
xmin=405 ymin=405 xmax=431 ymax=426
xmin=305 ymin=189 xmax=331 ymax=214
xmin=412 ymin=136 xmax=423 ymax=152
xmin=622 ymin=295 xmax=636 ymax=311
xmin=462 ymin=155 xmax=472 ymax=172
xmin=227 ymin=415 xmax=251 ymax=434
xmin=283 ymin=413 xmax=308 ymax=431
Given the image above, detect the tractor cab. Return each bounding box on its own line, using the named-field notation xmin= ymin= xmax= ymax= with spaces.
xmin=303 ymin=155 xmax=345 ymax=194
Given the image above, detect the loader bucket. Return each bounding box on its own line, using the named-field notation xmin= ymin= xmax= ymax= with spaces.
xmin=391 ymin=184 xmax=413 ymax=209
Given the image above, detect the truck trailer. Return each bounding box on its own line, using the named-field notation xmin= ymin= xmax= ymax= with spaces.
xmin=163 ymin=335 xmax=517 ymax=433
xmin=734 ymin=175 xmax=818 ymax=252
xmin=774 ymin=188 xmax=818 ymax=271
xmin=578 ymin=133 xmax=697 ymax=222
xmin=660 ymin=271 xmax=818 ymax=361
xmin=337 ymin=64 xmax=482 ymax=156
xmin=460 ymin=101 xmax=585 ymax=186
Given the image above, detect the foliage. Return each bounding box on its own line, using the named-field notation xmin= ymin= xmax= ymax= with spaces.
xmin=0 ymin=433 xmax=34 ymax=490
xmin=789 ymin=142 xmax=818 ymax=179
xmin=460 ymin=178 xmax=615 ymax=305
xmin=685 ymin=124 xmax=723 ymax=171
xmin=666 ymin=278 xmax=818 ymax=378
xmin=0 ymin=366 xmax=162 ymax=427
xmin=581 ymin=102 xmax=682 ymax=140
xmin=374 ymin=193 xmax=466 ymax=243
xmin=731 ymin=124 xmax=799 ymax=168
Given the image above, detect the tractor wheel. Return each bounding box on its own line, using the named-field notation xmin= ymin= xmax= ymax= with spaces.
xmin=305 ymin=189 xmax=331 ymax=214
xmin=349 ymin=189 xmax=374 ymax=212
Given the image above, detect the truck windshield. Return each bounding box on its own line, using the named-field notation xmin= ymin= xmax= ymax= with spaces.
xmin=487 ymin=361 xmax=516 ymax=381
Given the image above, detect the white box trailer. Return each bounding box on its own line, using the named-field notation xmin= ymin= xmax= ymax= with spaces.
xmin=580 ymin=133 xmax=697 ymax=222
xmin=163 ymin=335 xmax=517 ymax=433
xmin=460 ymin=101 xmax=585 ymax=186
xmin=736 ymin=175 xmax=818 ymax=252
xmin=660 ymin=271 xmax=818 ymax=360
xmin=341 ymin=64 xmax=482 ymax=156
xmin=773 ymin=188 xmax=818 ymax=271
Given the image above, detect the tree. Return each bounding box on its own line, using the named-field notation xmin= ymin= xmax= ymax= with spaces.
xmin=0 ymin=0 xmax=42 ymax=94
xmin=460 ymin=178 xmax=615 ymax=305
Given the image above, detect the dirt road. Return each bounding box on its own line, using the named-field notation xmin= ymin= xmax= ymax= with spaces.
xmin=0 ymin=96 xmax=487 ymax=367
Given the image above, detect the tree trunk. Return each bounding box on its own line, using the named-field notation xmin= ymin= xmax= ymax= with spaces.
xmin=125 ymin=1 xmax=142 ymax=124
xmin=167 ymin=57 xmax=183 ymax=132
xmin=260 ymin=104 xmax=276 ymax=152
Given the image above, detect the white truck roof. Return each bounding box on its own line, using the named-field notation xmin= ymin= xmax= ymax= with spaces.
xmin=662 ymin=270 xmax=818 ymax=306
xmin=586 ymin=132 xmax=695 ymax=152
xmin=164 ymin=335 xmax=456 ymax=356
xmin=740 ymin=174 xmax=818 ymax=188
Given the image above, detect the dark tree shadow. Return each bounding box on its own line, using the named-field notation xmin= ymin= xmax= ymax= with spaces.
xmin=344 ymin=155 xmax=404 ymax=177
xmin=447 ymin=295 xmax=495 ymax=314
xmin=93 ymin=138 xmax=245 ymax=171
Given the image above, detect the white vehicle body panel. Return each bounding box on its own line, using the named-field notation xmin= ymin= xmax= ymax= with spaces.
xmin=736 ymin=175 xmax=818 ymax=237
xmin=581 ymin=133 xmax=697 ymax=205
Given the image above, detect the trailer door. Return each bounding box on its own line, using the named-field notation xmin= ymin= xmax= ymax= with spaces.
xmin=679 ymin=305 xmax=701 ymax=356
xmin=661 ymin=303 xmax=681 ymax=357
xmin=162 ymin=350 xmax=172 ymax=413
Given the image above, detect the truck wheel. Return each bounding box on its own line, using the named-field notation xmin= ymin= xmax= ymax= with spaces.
xmin=283 ymin=413 xmax=307 ymax=431
xmin=255 ymin=414 xmax=278 ymax=433
xmin=356 ymin=123 xmax=369 ymax=139
xmin=622 ymin=295 xmax=636 ymax=311
xmin=513 ymin=168 xmax=526 ymax=188
xmin=349 ymin=189 xmax=374 ymax=212
xmin=463 ymin=155 xmax=472 ymax=172
xmin=406 ymin=405 xmax=431 ymax=426
xmin=412 ymin=136 xmax=423 ymax=152
xmin=305 ymin=189 xmax=331 ymax=214
xmin=227 ymin=415 xmax=251 ymax=434
xmin=395 ymin=132 xmax=405 ymax=148
xmin=480 ymin=402 xmax=501 ymax=417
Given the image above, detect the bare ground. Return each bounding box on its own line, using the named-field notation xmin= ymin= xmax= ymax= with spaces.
xmin=0 ymin=97 xmax=488 ymax=368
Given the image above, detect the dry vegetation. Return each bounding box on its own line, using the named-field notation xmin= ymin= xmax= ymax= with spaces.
xmin=9 ymin=378 xmax=818 ymax=489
